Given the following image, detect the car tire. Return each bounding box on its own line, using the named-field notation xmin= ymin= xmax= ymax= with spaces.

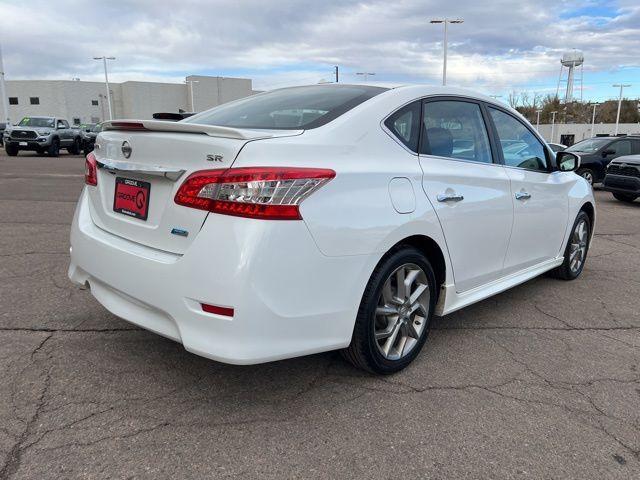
xmin=576 ymin=168 xmax=595 ymax=185
xmin=5 ymin=144 xmax=18 ymax=156
xmin=549 ymin=211 xmax=591 ymax=281
xmin=48 ymin=139 xmax=60 ymax=157
xmin=612 ymin=192 xmax=638 ymax=203
xmin=342 ymin=246 xmax=437 ymax=374
xmin=68 ymin=137 xmax=81 ymax=155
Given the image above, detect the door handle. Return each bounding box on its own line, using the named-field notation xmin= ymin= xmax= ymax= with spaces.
xmin=437 ymin=192 xmax=464 ymax=203
xmin=515 ymin=191 xmax=531 ymax=200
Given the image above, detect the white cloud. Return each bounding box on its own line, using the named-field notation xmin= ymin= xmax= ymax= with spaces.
xmin=1 ymin=0 xmax=638 ymax=97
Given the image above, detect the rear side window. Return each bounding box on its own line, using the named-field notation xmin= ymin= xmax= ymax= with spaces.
xmin=384 ymin=101 xmax=421 ymax=152
xmin=489 ymin=108 xmax=548 ymax=172
xmin=420 ymin=100 xmax=493 ymax=164
xmin=186 ymin=85 xmax=388 ymax=130
xmin=611 ymin=140 xmax=631 ymax=156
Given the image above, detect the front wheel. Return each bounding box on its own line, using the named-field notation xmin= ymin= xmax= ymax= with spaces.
xmin=612 ymin=192 xmax=638 ymax=203
xmin=342 ymin=247 xmax=437 ymax=374
xmin=550 ymin=211 xmax=591 ymax=280
xmin=5 ymin=144 xmax=18 ymax=156
xmin=576 ymin=168 xmax=595 ymax=185
xmin=47 ymin=139 xmax=60 ymax=157
xmin=68 ymin=137 xmax=81 ymax=155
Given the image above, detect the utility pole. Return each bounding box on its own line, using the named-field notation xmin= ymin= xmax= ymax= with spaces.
xmin=356 ymin=72 xmax=376 ymax=82
xmin=334 ymin=66 xmax=339 ymax=83
xmin=536 ymin=109 xmax=542 ymax=132
xmin=93 ymin=56 xmax=116 ymax=120
xmin=0 ymin=42 xmax=9 ymax=125
xmin=550 ymin=111 xmax=558 ymax=143
xmin=185 ymin=79 xmax=200 ymax=112
xmin=430 ymin=18 xmax=464 ymax=86
xmin=590 ymin=103 xmax=599 ymax=138
xmin=613 ymin=84 xmax=631 ymax=135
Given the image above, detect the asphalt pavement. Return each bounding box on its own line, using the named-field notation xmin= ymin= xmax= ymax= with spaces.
xmin=0 ymin=150 xmax=638 ymax=479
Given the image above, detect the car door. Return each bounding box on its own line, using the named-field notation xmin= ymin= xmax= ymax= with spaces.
xmin=418 ymin=98 xmax=513 ymax=293
xmin=57 ymin=119 xmax=70 ymax=145
xmin=487 ymin=106 xmax=572 ymax=275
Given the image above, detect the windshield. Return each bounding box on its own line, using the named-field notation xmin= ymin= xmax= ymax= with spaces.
xmin=185 ymin=85 xmax=388 ymax=130
xmin=566 ymin=138 xmax=610 ymax=153
xmin=18 ymin=117 xmax=55 ymax=128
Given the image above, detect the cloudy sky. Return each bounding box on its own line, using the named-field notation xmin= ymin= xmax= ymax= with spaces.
xmin=1 ymin=0 xmax=638 ymax=102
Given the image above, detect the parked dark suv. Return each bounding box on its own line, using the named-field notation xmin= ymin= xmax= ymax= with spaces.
xmin=564 ymin=136 xmax=640 ymax=185
xmin=603 ymin=154 xmax=640 ymax=203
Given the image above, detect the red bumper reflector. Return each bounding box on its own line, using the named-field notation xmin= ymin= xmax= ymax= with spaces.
xmin=201 ymin=303 xmax=234 ymax=317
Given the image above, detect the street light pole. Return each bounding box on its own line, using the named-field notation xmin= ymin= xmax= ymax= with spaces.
xmin=613 ymin=84 xmax=631 ymax=135
xmin=0 ymin=42 xmax=9 ymax=125
xmin=430 ymin=18 xmax=464 ymax=86
xmin=590 ymin=103 xmax=599 ymax=138
xmin=356 ymin=72 xmax=376 ymax=82
xmin=185 ymin=79 xmax=200 ymax=112
xmin=550 ymin=111 xmax=558 ymax=143
xmin=93 ymin=56 xmax=115 ymax=120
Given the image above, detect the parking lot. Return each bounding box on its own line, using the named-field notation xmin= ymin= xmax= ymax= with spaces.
xmin=0 ymin=150 xmax=638 ymax=479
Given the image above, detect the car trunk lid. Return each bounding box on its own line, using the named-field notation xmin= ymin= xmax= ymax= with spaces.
xmin=87 ymin=121 xmax=301 ymax=254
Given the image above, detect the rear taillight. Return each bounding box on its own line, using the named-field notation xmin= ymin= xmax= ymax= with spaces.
xmin=85 ymin=152 xmax=98 ymax=186
xmin=174 ymin=167 xmax=335 ymax=220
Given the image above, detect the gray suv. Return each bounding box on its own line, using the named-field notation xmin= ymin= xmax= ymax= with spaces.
xmin=3 ymin=116 xmax=82 ymax=157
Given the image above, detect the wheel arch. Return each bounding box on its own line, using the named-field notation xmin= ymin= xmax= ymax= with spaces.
xmin=388 ymin=234 xmax=446 ymax=292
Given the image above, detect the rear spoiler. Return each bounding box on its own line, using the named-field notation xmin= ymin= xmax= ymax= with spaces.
xmin=101 ymin=119 xmax=265 ymax=140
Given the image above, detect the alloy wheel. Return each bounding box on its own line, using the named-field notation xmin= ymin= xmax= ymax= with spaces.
xmin=569 ymin=219 xmax=588 ymax=273
xmin=580 ymin=170 xmax=593 ymax=185
xmin=374 ymin=263 xmax=430 ymax=360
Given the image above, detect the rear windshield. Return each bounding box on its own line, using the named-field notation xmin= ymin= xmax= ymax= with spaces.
xmin=566 ymin=138 xmax=610 ymax=153
xmin=185 ymin=85 xmax=388 ymax=130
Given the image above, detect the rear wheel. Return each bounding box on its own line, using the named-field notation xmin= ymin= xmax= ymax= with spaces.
xmin=550 ymin=211 xmax=591 ymax=280
xmin=612 ymin=192 xmax=638 ymax=203
xmin=342 ymin=247 xmax=437 ymax=374
xmin=5 ymin=144 xmax=18 ymax=156
xmin=48 ymin=139 xmax=60 ymax=157
xmin=576 ymin=168 xmax=595 ymax=185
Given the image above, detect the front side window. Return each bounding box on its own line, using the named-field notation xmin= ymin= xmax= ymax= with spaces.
xmin=185 ymin=85 xmax=388 ymax=130
xmin=420 ymin=100 xmax=493 ymax=164
xmin=489 ymin=108 xmax=548 ymax=172
xmin=610 ymin=140 xmax=631 ymax=156
xmin=384 ymin=101 xmax=421 ymax=152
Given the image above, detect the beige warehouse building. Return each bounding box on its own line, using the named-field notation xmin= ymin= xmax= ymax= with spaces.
xmin=3 ymin=75 xmax=255 ymax=125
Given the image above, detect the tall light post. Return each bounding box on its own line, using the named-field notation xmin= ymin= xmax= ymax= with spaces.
xmin=590 ymin=103 xmax=599 ymax=138
xmin=93 ymin=56 xmax=115 ymax=120
xmin=0 ymin=42 xmax=9 ymax=125
xmin=535 ymin=109 xmax=542 ymax=132
xmin=550 ymin=111 xmax=558 ymax=143
xmin=613 ymin=84 xmax=631 ymax=135
xmin=430 ymin=18 xmax=464 ymax=86
xmin=356 ymin=72 xmax=376 ymax=82
xmin=185 ymin=79 xmax=199 ymax=112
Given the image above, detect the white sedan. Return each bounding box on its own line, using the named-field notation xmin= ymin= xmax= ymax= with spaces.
xmin=69 ymin=84 xmax=594 ymax=374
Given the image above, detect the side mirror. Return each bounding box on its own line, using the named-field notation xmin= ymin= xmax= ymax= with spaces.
xmin=556 ymin=151 xmax=580 ymax=172
xmin=602 ymin=148 xmax=615 ymax=157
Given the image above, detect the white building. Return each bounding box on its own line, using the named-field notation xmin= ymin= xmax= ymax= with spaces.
xmin=537 ymin=123 xmax=640 ymax=145
xmin=3 ymin=75 xmax=255 ymax=125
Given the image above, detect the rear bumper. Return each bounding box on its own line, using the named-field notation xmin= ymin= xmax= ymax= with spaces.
xmin=69 ymin=188 xmax=375 ymax=364
xmin=602 ymin=174 xmax=640 ymax=195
